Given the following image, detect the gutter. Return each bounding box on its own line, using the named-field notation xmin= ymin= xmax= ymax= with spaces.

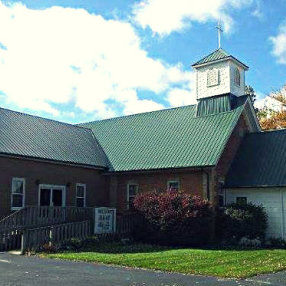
xmin=102 ymin=165 xmax=215 ymax=176
xmin=281 ymin=189 xmax=285 ymax=240
xmin=0 ymin=153 xmax=107 ymax=171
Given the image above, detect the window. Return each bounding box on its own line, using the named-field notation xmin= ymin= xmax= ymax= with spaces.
xmin=127 ymin=184 xmax=138 ymax=210
xmin=207 ymin=68 xmax=219 ymax=87
xmin=234 ymin=67 xmax=240 ymax=86
xmin=167 ymin=180 xmax=180 ymax=192
xmin=76 ymin=184 xmax=86 ymax=207
xmin=11 ymin=178 xmax=25 ymax=210
xmin=218 ymin=189 xmax=225 ymax=207
xmin=39 ymin=185 xmax=66 ymax=207
xmin=236 ymin=197 xmax=247 ymax=205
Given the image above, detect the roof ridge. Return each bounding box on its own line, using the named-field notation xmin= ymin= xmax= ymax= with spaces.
xmin=79 ymin=103 xmax=197 ymax=125
xmin=0 ymin=106 xmax=92 ymax=131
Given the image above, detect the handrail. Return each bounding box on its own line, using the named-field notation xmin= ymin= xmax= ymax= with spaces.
xmin=0 ymin=206 xmax=94 ymax=230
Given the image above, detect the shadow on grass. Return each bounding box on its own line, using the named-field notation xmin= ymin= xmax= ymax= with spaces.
xmin=66 ymin=240 xmax=282 ymax=255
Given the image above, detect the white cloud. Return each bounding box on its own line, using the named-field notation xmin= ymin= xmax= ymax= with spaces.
xmin=270 ymin=21 xmax=286 ymax=64
xmin=0 ymin=2 xmax=193 ymax=119
xmin=167 ymin=71 xmax=196 ymax=107
xmin=132 ymin=0 xmax=254 ymax=36
xmin=252 ymin=0 xmax=263 ymax=20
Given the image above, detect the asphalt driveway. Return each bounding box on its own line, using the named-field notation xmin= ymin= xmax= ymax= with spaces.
xmin=0 ymin=252 xmax=285 ymax=286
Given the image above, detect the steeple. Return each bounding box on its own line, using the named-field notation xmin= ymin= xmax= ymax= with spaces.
xmin=192 ymin=48 xmax=249 ymax=100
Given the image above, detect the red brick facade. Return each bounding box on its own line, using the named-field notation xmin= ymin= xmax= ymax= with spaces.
xmin=0 ymin=156 xmax=107 ymax=218
xmin=0 ymin=114 xmax=250 ymax=218
xmin=107 ymin=169 xmax=204 ymax=213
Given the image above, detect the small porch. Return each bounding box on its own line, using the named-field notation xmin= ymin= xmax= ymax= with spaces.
xmin=0 ymin=206 xmax=94 ymax=253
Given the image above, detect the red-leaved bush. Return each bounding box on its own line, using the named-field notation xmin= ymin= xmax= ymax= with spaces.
xmin=132 ymin=191 xmax=213 ymax=246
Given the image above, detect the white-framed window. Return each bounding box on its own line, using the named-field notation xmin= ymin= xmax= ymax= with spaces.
xmin=38 ymin=184 xmax=66 ymax=207
xmin=236 ymin=196 xmax=247 ymax=205
xmin=234 ymin=67 xmax=240 ymax=86
xmin=207 ymin=68 xmax=219 ymax=87
xmin=127 ymin=184 xmax=138 ymax=210
xmin=167 ymin=180 xmax=180 ymax=192
xmin=11 ymin=178 xmax=25 ymax=211
xmin=76 ymin=184 xmax=86 ymax=208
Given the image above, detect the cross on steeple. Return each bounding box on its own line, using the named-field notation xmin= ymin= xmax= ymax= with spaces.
xmin=216 ymin=20 xmax=223 ymax=48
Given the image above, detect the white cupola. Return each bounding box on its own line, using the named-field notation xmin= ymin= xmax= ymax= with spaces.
xmin=192 ymin=48 xmax=249 ymax=100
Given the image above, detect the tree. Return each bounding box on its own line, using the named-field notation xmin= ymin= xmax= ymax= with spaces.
xmin=258 ymin=85 xmax=286 ymax=130
xmin=245 ymin=85 xmax=256 ymax=105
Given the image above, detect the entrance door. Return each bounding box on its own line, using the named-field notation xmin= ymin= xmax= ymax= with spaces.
xmin=39 ymin=185 xmax=65 ymax=207
xmin=52 ymin=188 xmax=63 ymax=207
xmin=40 ymin=188 xmax=51 ymax=206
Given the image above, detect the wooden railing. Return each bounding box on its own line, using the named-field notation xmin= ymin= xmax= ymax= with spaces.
xmin=116 ymin=213 xmax=143 ymax=234
xmin=21 ymin=220 xmax=91 ymax=253
xmin=0 ymin=206 xmax=94 ymax=230
xmin=0 ymin=228 xmax=22 ymax=252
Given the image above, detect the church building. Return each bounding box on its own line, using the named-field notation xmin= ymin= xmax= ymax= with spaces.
xmin=0 ymin=48 xmax=285 ymax=240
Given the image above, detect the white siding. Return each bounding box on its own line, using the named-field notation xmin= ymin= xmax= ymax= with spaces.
xmin=195 ymin=60 xmax=246 ymax=99
xmin=229 ymin=61 xmax=245 ymax=96
xmin=196 ymin=61 xmax=231 ymax=99
xmin=226 ymin=188 xmax=286 ymax=239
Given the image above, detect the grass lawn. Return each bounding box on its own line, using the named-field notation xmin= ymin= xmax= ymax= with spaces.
xmin=42 ymin=243 xmax=286 ymax=279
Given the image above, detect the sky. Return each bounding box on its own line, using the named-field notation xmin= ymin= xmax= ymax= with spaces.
xmin=0 ymin=0 xmax=285 ymax=123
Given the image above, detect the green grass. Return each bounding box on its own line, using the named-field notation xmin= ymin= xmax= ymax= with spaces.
xmin=42 ymin=243 xmax=286 ymax=278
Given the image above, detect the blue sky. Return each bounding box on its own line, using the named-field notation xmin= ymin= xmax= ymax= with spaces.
xmin=0 ymin=0 xmax=286 ymax=123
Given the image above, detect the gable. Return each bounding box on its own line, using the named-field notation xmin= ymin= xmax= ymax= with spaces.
xmin=82 ymin=96 xmax=249 ymax=172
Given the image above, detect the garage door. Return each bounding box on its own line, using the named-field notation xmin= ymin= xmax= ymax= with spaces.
xmin=226 ymin=188 xmax=286 ymax=239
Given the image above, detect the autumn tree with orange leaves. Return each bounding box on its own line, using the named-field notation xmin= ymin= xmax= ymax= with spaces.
xmin=258 ymin=85 xmax=286 ymax=130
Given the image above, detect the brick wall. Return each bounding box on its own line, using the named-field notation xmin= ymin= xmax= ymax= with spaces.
xmin=109 ymin=169 xmax=204 ymax=213
xmin=0 ymin=156 xmax=107 ymax=218
xmin=212 ymin=114 xmax=249 ymax=205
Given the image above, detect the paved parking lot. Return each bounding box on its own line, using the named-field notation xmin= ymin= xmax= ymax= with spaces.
xmin=0 ymin=252 xmax=285 ymax=286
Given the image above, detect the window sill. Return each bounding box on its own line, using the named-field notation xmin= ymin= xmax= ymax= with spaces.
xmin=11 ymin=207 xmax=24 ymax=211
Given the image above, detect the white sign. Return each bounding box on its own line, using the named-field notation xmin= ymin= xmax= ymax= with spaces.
xmin=94 ymin=207 xmax=116 ymax=234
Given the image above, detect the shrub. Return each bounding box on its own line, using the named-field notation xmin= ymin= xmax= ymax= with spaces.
xmin=132 ymin=190 xmax=213 ymax=246
xmin=219 ymin=203 xmax=267 ymax=243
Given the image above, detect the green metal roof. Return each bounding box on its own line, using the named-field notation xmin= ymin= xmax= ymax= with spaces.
xmin=226 ymin=130 xmax=286 ymax=188
xmin=196 ymin=94 xmax=233 ymax=117
xmin=0 ymin=108 xmax=108 ymax=168
xmin=192 ymin=48 xmax=230 ymax=66
xmin=82 ymin=96 xmax=248 ymax=172
xmin=192 ymin=48 xmax=248 ymax=68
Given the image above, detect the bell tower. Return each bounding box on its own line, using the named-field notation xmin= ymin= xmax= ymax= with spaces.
xmin=192 ymin=48 xmax=248 ymax=100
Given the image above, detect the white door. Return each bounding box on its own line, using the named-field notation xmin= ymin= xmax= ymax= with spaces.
xmin=226 ymin=188 xmax=286 ymax=239
xmin=38 ymin=185 xmax=66 ymax=207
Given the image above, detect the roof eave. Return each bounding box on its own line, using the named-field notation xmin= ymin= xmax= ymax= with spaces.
xmin=102 ymin=165 xmax=215 ymax=175
xmin=0 ymin=152 xmax=107 ymax=170
xmin=192 ymin=56 xmax=249 ymax=70
xmin=225 ymin=184 xmax=286 ymax=189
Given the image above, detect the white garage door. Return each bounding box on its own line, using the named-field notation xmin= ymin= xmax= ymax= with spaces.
xmin=226 ymin=188 xmax=286 ymax=239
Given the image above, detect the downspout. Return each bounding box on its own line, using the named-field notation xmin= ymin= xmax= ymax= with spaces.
xmin=281 ymin=189 xmax=285 ymax=240
xmin=202 ymin=169 xmax=210 ymax=201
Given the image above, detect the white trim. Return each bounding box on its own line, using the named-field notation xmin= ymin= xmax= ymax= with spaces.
xmin=38 ymin=184 xmax=66 ymax=207
xmin=244 ymin=98 xmax=261 ymax=132
xmin=76 ymin=183 xmax=86 ymax=207
xmin=193 ymin=57 xmax=249 ymax=70
xmin=11 ymin=177 xmax=25 ymax=211
xmin=126 ymin=183 xmax=138 ymax=210
xmin=281 ymin=189 xmax=285 ymax=240
xmin=167 ymin=180 xmax=180 ymax=191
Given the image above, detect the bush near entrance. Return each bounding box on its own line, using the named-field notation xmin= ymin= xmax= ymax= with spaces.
xmin=133 ymin=191 xmax=213 ymax=246
xmin=218 ymin=202 xmax=268 ymax=243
